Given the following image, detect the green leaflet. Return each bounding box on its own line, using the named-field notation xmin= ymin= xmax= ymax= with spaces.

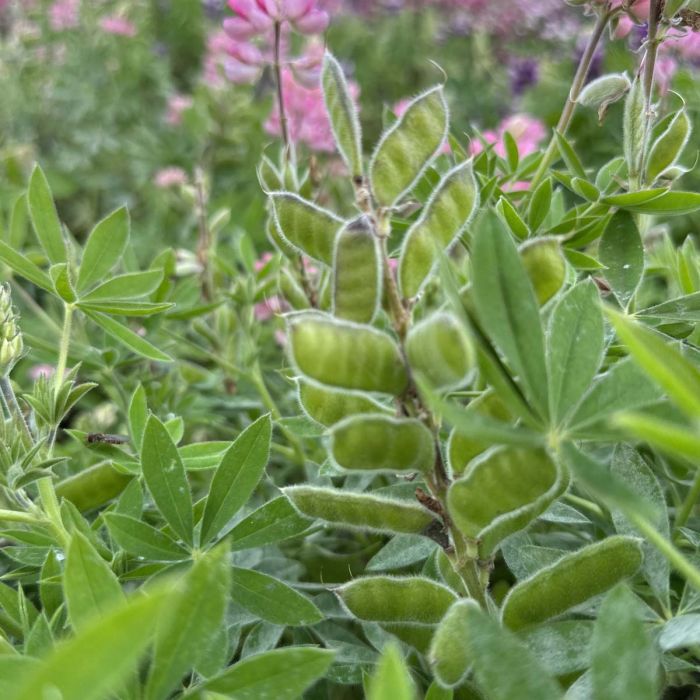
xmin=27 ymin=164 xmax=66 ymax=265
xmin=591 ymin=586 xmax=658 ymax=700
xmin=518 ymin=237 xmax=566 ymax=306
xmin=646 ymin=109 xmax=691 ymax=183
xmin=76 ymin=207 xmax=130 ymax=294
xmin=367 ymin=643 xmax=416 ymax=700
xmin=104 ymin=513 xmax=190 ymax=562
xmin=64 ymin=532 xmax=123 ymax=630
xmin=270 ymin=192 xmax=343 ymax=265
xmin=332 ymin=216 xmax=381 ymax=323
xmin=398 ymin=159 xmax=478 ymax=297
xmin=456 ymin=604 xmax=564 ymax=700
xmin=471 ymin=212 xmax=549 ymax=419
xmin=283 ymin=485 xmax=436 ymax=535
xmin=145 ymin=543 xmax=231 ymax=700
xmin=141 ymin=415 xmax=193 ymax=546
xmin=322 ymin=52 xmax=363 ymax=177
xmin=231 ymin=567 xmax=322 ymax=626
xmin=370 ymin=86 xmax=448 ymax=207
xmin=599 ymin=210 xmax=644 ymax=308
xmin=406 ymin=312 xmax=475 ymax=391
xmin=200 ymin=414 xmax=271 ymax=544
xmin=288 ymin=312 xmax=409 ymax=395
xmin=338 ymin=575 xmax=457 ymax=624
xmin=501 ymin=536 xmax=643 ymax=630
xmin=330 ymin=414 xmax=435 ymax=473
xmin=623 ymin=77 xmax=646 ymax=181
xmin=193 ymin=647 xmax=335 ymax=700
xmin=447 ymin=447 xmax=565 ymax=555
xmin=429 ymin=599 xmax=477 ymax=688
xmin=546 ymin=280 xmax=604 ymax=425
xmin=297 ymin=378 xmax=391 ymax=426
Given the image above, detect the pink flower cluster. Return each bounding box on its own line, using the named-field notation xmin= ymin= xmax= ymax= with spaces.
xmin=98 ymin=16 xmax=137 ymax=37
xmin=470 ymin=114 xmax=546 ymax=160
xmin=224 ymin=0 xmax=329 ymax=39
xmin=49 ymin=0 xmax=79 ymax=31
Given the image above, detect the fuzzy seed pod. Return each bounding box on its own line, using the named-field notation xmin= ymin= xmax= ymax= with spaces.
xmin=338 ymin=575 xmax=457 ymax=625
xmin=501 ymin=535 xmax=644 ymax=630
xmin=405 ymin=312 xmax=475 ymax=391
xmin=646 ymin=109 xmax=691 ymax=184
xmin=287 ymin=312 xmax=409 ymax=395
xmin=298 ymin=379 xmax=391 ymax=427
xmin=332 ymin=216 xmax=381 ymax=323
xmin=330 ymin=414 xmax=435 ymax=473
xmin=283 ymin=485 xmax=436 ymax=535
xmin=370 ymin=86 xmax=448 ymax=207
xmin=519 ymin=238 xmax=567 ymax=306
xmin=429 ymin=599 xmax=478 ymax=688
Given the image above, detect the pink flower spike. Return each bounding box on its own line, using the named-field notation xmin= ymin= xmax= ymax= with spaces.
xmin=99 ymin=16 xmax=137 ymax=37
xmin=223 ymin=16 xmax=256 ymax=39
xmin=225 ymin=57 xmax=261 ymax=83
xmin=294 ymin=9 xmax=329 ymax=34
xmin=285 ymin=0 xmax=315 ymax=20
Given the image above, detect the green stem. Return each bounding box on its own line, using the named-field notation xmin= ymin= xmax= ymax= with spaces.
xmin=36 ymin=476 xmax=69 ymax=548
xmin=676 ymin=468 xmax=700 ymax=531
xmin=273 ymin=21 xmax=290 ymax=159
xmin=451 ymin=531 xmax=488 ymax=608
xmin=530 ymin=9 xmax=612 ymax=191
xmin=54 ymin=303 xmax=74 ymax=400
xmin=639 ymin=0 xmax=662 ymax=186
xmin=632 ymin=512 xmax=700 ymax=591
xmin=0 ymin=508 xmax=42 ymax=525
xmin=0 ymin=375 xmax=33 ymax=448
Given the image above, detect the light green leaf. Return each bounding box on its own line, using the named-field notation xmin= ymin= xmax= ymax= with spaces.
xmin=471 ymin=212 xmax=548 ymax=419
xmin=367 ymin=643 xmax=416 ymax=700
xmin=76 ymin=207 xmax=129 ymax=294
xmin=104 ymin=513 xmax=190 ymax=562
xmin=64 ymin=532 xmax=123 ymax=630
xmin=0 ymin=241 xmax=54 ymax=293
xmin=591 ymin=586 xmax=658 ymax=700
xmin=141 ymin=414 xmax=193 ymax=545
xmin=27 ymin=164 xmax=66 ymax=264
xmin=128 ymin=383 xmax=148 ymax=449
xmin=614 ymin=412 xmax=700 ymax=464
xmin=200 ymin=414 xmax=271 ymax=544
xmin=231 ymin=567 xmax=323 ymax=626
xmin=194 ymin=647 xmax=335 ymax=699
xmin=547 ymin=280 xmax=604 ymax=425
xmin=145 ymin=543 xmax=231 ymax=700
xmin=598 ymin=210 xmax=643 ymax=307
xmin=80 ymin=269 xmax=164 ymax=301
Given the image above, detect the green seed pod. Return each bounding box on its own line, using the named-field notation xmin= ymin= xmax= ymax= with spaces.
xmin=55 ymin=463 xmax=134 ymax=513
xmin=398 ymin=160 xmax=479 ymax=298
xmin=322 ymin=52 xmax=363 ymax=178
xmin=332 ymin=216 xmax=381 ymax=323
xmin=430 ymin=599 xmax=479 ymax=688
xmin=330 ymin=414 xmax=435 ymax=473
xmin=266 ymin=214 xmax=295 ymax=258
xmin=270 ymin=192 xmax=344 ymax=265
xmin=501 ymin=535 xmax=644 ymax=631
xmin=447 ymin=393 xmax=510 ymax=476
xmin=338 ymin=575 xmax=457 ymax=625
xmin=287 ymin=312 xmax=409 ymax=395
xmin=381 ymin=623 xmax=435 ymax=655
xmin=447 ymin=448 xmax=565 ymax=555
xmin=405 ymin=312 xmax=475 ymax=390
xmin=518 ymin=237 xmax=567 ymax=305
xmin=283 ymin=485 xmax=436 ymax=535
xmin=370 ymin=86 xmax=448 ymax=207
xmin=578 ymin=73 xmax=631 ymax=120
xmin=646 ymin=109 xmax=691 ymax=183
xmin=0 ymin=284 xmax=24 ymax=375
xmin=257 ymin=155 xmax=283 ymax=192
xmin=298 ymin=379 xmax=391 ymax=426
xmin=623 ymin=77 xmax=646 ymax=181
xmin=279 ymin=268 xmax=310 ymax=310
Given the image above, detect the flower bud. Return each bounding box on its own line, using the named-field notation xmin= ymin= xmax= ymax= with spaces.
xmin=0 ymin=284 xmax=23 ymax=375
xmin=519 ymin=237 xmax=567 ymax=306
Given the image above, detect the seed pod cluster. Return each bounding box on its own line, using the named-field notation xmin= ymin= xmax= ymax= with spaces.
xmin=297 ymin=379 xmax=391 ymax=427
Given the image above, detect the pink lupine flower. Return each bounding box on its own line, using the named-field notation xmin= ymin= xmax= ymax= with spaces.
xmin=29 ymin=364 xmax=55 ymax=381
xmin=166 ymin=94 xmax=194 ymax=126
xmin=49 ymin=0 xmax=79 ymax=31
xmin=254 ymin=252 xmax=275 ymax=272
xmin=254 ymin=294 xmax=287 ymax=321
xmin=225 ymin=0 xmax=329 ymax=37
xmin=154 ymin=167 xmax=188 ymax=188
xmin=99 ymin=16 xmax=137 ymax=37
xmin=470 ymin=114 xmax=546 ymax=159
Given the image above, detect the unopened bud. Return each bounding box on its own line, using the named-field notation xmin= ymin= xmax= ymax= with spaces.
xmin=0 ymin=284 xmax=24 ymax=374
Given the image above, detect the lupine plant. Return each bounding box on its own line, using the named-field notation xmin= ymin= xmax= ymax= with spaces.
xmin=0 ymin=0 xmax=698 ymax=699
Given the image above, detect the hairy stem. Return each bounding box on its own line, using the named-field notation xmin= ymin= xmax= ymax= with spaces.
xmin=194 ymin=168 xmax=214 ymax=300
xmin=0 ymin=375 xmax=33 ymax=448
xmin=273 ymin=21 xmax=290 ymax=159
xmin=54 ymin=303 xmax=74 ymax=400
xmin=530 ymin=9 xmax=612 ymax=190
xmin=640 ymin=0 xmax=662 ymax=185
